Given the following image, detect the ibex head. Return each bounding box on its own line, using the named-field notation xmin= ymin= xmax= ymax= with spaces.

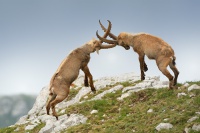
xmin=96 ymin=20 xmax=130 ymax=50
xmin=90 ymin=20 xmax=116 ymax=54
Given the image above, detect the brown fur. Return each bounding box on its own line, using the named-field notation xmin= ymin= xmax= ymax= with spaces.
xmin=46 ymin=39 xmax=116 ymax=120
xmin=117 ymin=32 xmax=179 ymax=89
xmin=97 ymin=20 xmax=179 ymax=89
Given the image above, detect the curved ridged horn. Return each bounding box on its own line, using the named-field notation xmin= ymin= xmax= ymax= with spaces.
xmin=100 ymin=20 xmax=112 ymax=42
xmin=100 ymin=43 xmax=116 ymax=49
xmin=99 ymin=20 xmax=117 ymax=40
xmin=96 ymin=30 xmax=118 ymax=44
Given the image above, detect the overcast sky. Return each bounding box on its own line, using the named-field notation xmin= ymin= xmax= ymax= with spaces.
xmin=0 ymin=0 xmax=200 ymax=95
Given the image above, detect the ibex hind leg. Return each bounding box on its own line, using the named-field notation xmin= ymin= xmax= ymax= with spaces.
xmin=46 ymin=93 xmax=57 ymax=115
xmin=50 ymin=94 xmax=68 ymax=120
xmin=50 ymin=86 xmax=70 ymax=120
xmin=157 ymin=57 xmax=174 ymax=89
xmin=169 ymin=60 xmax=179 ymax=86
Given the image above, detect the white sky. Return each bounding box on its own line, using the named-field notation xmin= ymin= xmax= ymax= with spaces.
xmin=0 ymin=0 xmax=200 ymax=95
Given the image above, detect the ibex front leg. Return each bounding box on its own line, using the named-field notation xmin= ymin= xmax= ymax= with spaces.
xmin=138 ymin=54 xmax=146 ymax=80
xmin=84 ymin=74 xmax=89 ymax=87
xmin=82 ymin=66 xmax=96 ymax=92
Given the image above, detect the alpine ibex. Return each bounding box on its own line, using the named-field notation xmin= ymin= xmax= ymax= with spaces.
xmin=96 ymin=20 xmax=179 ymax=89
xmin=46 ymin=20 xmax=116 ymax=120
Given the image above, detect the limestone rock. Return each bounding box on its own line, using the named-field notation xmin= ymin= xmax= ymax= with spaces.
xmin=177 ymin=92 xmax=187 ymax=98
xmin=147 ymin=109 xmax=153 ymax=113
xmin=192 ymin=124 xmax=200 ymax=131
xmin=184 ymin=83 xmax=190 ymax=87
xmin=184 ymin=127 xmax=190 ymax=133
xmin=187 ymin=116 xmax=199 ymax=123
xmin=90 ymin=110 xmax=98 ymax=114
xmin=188 ymin=84 xmax=200 ymax=91
xmin=92 ymin=85 xmax=123 ymax=100
xmin=27 ymin=86 xmax=49 ymax=119
xmin=156 ymin=123 xmax=173 ymax=131
xmin=38 ymin=114 xmax=87 ymax=133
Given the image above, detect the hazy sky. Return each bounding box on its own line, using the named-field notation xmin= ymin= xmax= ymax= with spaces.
xmin=1 ymin=0 xmax=200 ymax=95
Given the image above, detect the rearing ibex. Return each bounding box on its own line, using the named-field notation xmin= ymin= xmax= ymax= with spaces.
xmin=96 ymin=20 xmax=179 ymax=89
xmin=46 ymin=20 xmax=116 ymax=120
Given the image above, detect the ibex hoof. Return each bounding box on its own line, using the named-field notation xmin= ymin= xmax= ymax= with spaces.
xmin=84 ymin=82 xmax=89 ymax=87
xmin=85 ymin=85 xmax=89 ymax=87
xmin=46 ymin=108 xmax=50 ymax=115
xmin=144 ymin=67 xmax=148 ymax=72
xmin=91 ymin=90 xmax=96 ymax=94
xmin=141 ymin=76 xmax=145 ymax=81
xmin=168 ymin=86 xmax=177 ymax=90
xmin=173 ymin=82 xmax=177 ymax=86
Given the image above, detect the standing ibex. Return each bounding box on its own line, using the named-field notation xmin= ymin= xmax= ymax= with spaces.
xmin=46 ymin=20 xmax=116 ymax=120
xmin=96 ymin=20 xmax=179 ymax=89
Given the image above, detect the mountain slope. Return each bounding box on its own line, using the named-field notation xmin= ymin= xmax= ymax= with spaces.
xmin=0 ymin=73 xmax=200 ymax=133
xmin=0 ymin=94 xmax=36 ymax=128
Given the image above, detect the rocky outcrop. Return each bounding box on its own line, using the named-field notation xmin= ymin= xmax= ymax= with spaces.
xmin=11 ymin=73 xmax=200 ymax=132
xmin=12 ymin=73 xmax=165 ymax=132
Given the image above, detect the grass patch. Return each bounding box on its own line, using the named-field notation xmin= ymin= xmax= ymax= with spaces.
xmin=0 ymin=122 xmax=45 ymax=133
xmin=0 ymin=126 xmax=16 ymax=133
xmin=26 ymin=122 xmax=45 ymax=133
xmin=65 ymin=82 xmax=200 ymax=133
xmin=120 ymin=80 xmax=141 ymax=87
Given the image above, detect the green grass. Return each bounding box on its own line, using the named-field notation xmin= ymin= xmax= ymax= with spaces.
xmin=64 ymin=82 xmax=200 ymax=133
xmin=0 ymin=126 xmax=16 ymax=133
xmin=120 ymin=80 xmax=141 ymax=87
xmin=0 ymin=122 xmax=45 ymax=133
